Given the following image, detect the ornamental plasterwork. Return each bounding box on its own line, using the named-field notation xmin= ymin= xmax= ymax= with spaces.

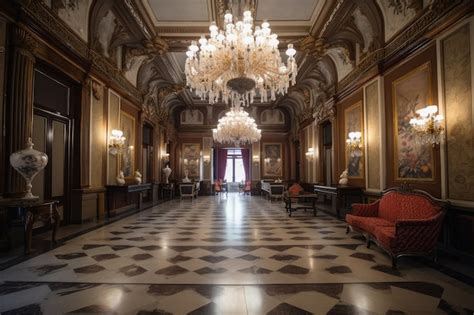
xmin=143 ymin=84 xmax=184 ymax=123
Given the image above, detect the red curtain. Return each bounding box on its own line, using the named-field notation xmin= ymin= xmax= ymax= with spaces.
xmin=241 ymin=148 xmax=250 ymax=181
xmin=217 ymin=149 xmax=228 ymax=180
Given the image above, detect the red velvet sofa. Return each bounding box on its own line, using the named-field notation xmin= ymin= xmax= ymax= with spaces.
xmin=346 ymin=187 xmax=447 ymax=268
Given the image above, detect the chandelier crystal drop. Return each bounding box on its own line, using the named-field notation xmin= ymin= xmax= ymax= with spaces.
xmin=185 ymin=10 xmax=297 ymax=107
xmin=213 ymin=105 xmax=262 ymax=146
xmin=409 ymin=105 xmax=444 ymax=146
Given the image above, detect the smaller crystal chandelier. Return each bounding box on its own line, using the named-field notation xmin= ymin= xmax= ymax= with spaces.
xmin=346 ymin=131 xmax=362 ymax=152
xmin=409 ymin=105 xmax=444 ymax=146
xmin=109 ymin=129 xmax=126 ymax=155
xmin=213 ymin=105 xmax=261 ymax=146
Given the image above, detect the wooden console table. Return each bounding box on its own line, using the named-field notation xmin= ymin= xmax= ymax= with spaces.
xmin=313 ymin=185 xmax=363 ymax=219
xmin=284 ymin=193 xmax=319 ymax=217
xmin=106 ymin=184 xmax=152 ymax=217
xmin=0 ymin=198 xmax=60 ymax=254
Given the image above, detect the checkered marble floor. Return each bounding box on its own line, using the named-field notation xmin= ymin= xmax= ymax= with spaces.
xmin=0 ymin=194 xmax=473 ymax=314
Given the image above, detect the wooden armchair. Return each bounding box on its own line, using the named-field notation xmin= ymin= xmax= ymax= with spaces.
xmin=179 ymin=183 xmax=196 ymax=201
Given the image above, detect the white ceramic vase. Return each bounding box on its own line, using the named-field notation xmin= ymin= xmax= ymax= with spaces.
xmin=163 ymin=166 xmax=172 ymax=184
xmin=9 ymin=138 xmax=48 ymax=199
xmin=116 ymin=171 xmax=125 ymax=186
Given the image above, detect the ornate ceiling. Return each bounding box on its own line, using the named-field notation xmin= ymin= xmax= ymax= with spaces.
xmin=37 ymin=0 xmax=452 ymax=130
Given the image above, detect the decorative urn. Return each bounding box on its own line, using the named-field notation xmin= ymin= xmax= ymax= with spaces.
xmin=134 ymin=169 xmax=142 ymax=184
xmin=182 ymin=169 xmax=191 ymax=183
xmin=339 ymin=169 xmax=349 ymax=185
xmin=116 ymin=170 xmax=125 ymax=186
xmin=9 ymin=138 xmax=48 ymax=199
xmin=163 ymin=165 xmax=172 ymax=184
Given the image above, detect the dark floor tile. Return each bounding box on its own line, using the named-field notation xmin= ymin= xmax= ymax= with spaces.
xmin=127 ymin=237 xmax=146 ymax=242
xmin=55 ymin=252 xmax=87 ymax=260
xmin=270 ymin=254 xmax=301 ymax=261
xmin=139 ymin=245 xmax=162 ymax=251
xmin=73 ymin=264 xmax=106 ymax=274
xmin=187 ymin=302 xmax=218 ymax=315
xmin=385 ymin=310 xmax=406 ymax=315
xmin=110 ymin=245 xmax=134 ymax=251
xmin=263 ymin=245 xmax=294 ymax=252
xmin=327 ymin=303 xmax=376 ymax=315
xmin=68 ymin=304 xmax=118 ymax=314
xmin=2 ymin=303 xmax=42 ymax=315
xmin=199 ymin=255 xmax=228 ymax=263
xmin=350 ymin=253 xmax=376 ymax=262
xmin=155 ymin=265 xmax=189 ymax=276
xmin=194 ymin=267 xmax=227 ymax=275
xmin=92 ymin=253 xmax=120 ymax=262
xmin=260 ymin=237 xmax=283 ymax=241
xmin=82 ymin=244 xmax=106 ymax=250
xmin=167 ymin=255 xmax=193 ymax=263
xmin=390 ymin=281 xmax=443 ymax=298
xmin=278 ymin=265 xmax=309 ymax=275
xmin=0 ymin=282 xmax=44 ymax=296
xmin=137 ymin=309 xmax=172 ymax=315
xmin=371 ymin=265 xmax=401 ymax=277
xmin=238 ymin=266 xmax=272 ymax=274
xmin=119 ymin=264 xmax=147 ymax=277
xmin=178 ymin=231 xmax=196 ymax=235
xmin=237 ymin=254 xmax=260 ymax=261
xmin=266 ymin=302 xmax=312 ymax=315
xmin=290 ymin=236 xmax=311 ymax=240
xmin=312 ymin=254 xmax=338 ymax=260
xmin=33 ymin=264 xmax=68 ymax=276
xmin=326 ymin=265 xmax=352 ymax=274
xmin=147 ymin=284 xmax=185 ymax=296
xmin=132 ymin=253 xmax=154 ymax=261
xmin=334 ymin=244 xmax=360 ymax=250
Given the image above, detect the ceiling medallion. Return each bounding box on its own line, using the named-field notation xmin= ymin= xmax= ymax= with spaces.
xmin=213 ymin=103 xmax=262 ymax=146
xmin=185 ymin=10 xmax=297 ymax=107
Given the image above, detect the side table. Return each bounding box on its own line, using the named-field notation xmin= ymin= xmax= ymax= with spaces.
xmin=0 ymin=198 xmax=60 ymax=254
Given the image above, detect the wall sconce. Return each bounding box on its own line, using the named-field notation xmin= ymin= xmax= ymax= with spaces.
xmin=409 ymin=105 xmax=444 ymax=146
xmin=162 ymin=152 xmax=170 ymax=163
xmin=264 ymin=157 xmax=270 ymax=164
xmin=183 ymin=158 xmax=188 ymax=164
xmin=305 ymin=148 xmax=314 ymax=161
xmin=203 ymin=155 xmax=210 ymax=164
xmin=346 ymin=131 xmax=362 ymax=152
xmin=253 ymin=155 xmax=260 ymax=166
xmin=109 ymin=129 xmax=125 ymax=155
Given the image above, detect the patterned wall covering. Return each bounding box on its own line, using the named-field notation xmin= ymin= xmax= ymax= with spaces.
xmin=442 ymin=23 xmax=474 ymax=201
xmin=90 ymin=82 xmax=105 ymax=188
xmin=365 ymin=80 xmax=381 ymax=190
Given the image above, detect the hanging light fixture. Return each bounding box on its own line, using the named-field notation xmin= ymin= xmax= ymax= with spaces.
xmin=409 ymin=105 xmax=444 ymax=146
xmin=185 ymin=10 xmax=297 ymax=107
xmin=213 ymin=105 xmax=262 ymax=146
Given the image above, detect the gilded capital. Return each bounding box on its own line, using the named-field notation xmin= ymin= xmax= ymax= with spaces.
xmin=12 ymin=27 xmax=37 ymax=60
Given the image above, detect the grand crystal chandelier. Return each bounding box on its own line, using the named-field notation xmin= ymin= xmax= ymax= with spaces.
xmin=185 ymin=10 xmax=297 ymax=106
xmin=213 ymin=105 xmax=262 ymax=146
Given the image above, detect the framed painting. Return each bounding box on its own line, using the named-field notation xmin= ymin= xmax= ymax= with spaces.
xmin=392 ymin=62 xmax=434 ymax=180
xmin=119 ymin=111 xmax=135 ymax=178
xmin=180 ymin=109 xmax=204 ymax=125
xmin=263 ymin=143 xmax=283 ymax=177
xmin=182 ymin=143 xmax=201 ymax=178
xmin=344 ymin=101 xmax=364 ymax=178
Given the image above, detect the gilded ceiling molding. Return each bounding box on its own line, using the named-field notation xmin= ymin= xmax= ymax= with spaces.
xmin=337 ymin=0 xmax=464 ymax=93
xmin=143 ymin=84 xmax=184 ymax=124
xmin=17 ymin=0 xmax=143 ymax=104
xmin=124 ymin=0 xmax=151 ymax=39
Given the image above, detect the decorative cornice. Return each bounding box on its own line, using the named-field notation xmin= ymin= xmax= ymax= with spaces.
xmin=17 ymin=0 xmax=143 ymax=104
xmin=11 ymin=26 xmax=37 ymax=60
xmin=336 ymin=0 xmax=464 ymax=96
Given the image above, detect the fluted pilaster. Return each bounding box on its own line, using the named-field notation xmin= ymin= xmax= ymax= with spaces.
xmin=5 ymin=26 xmax=37 ymax=196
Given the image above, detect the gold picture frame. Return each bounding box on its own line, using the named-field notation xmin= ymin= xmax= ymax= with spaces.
xmin=392 ymin=62 xmax=434 ymax=181
xmin=262 ymin=143 xmax=283 ymax=177
xmin=344 ymin=101 xmax=364 ymax=179
xmin=119 ymin=111 xmax=136 ymax=178
xmin=182 ymin=143 xmax=201 ymax=178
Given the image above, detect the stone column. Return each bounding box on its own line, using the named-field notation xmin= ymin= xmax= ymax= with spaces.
xmin=5 ymin=26 xmax=37 ymax=197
